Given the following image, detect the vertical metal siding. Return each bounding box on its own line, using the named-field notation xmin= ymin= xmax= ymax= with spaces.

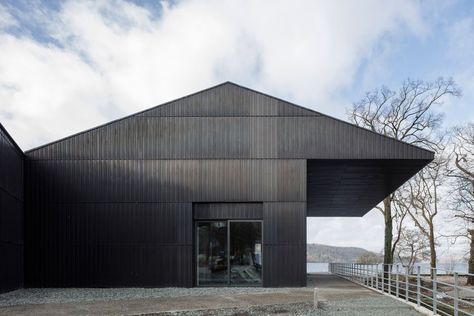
xmin=193 ymin=203 xmax=263 ymax=220
xmin=0 ymin=125 xmax=24 ymax=293
xmin=25 ymin=202 xmax=193 ymax=287
xmin=27 ymin=159 xmax=305 ymax=204
xmin=28 ymin=116 xmax=433 ymax=161
xmin=25 ymin=159 xmax=307 ymax=287
xmin=262 ymin=202 xmax=307 ymax=287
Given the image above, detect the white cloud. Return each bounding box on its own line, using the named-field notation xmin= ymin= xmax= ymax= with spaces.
xmin=0 ymin=0 xmax=434 ymax=254
xmin=0 ymin=0 xmax=424 ymax=149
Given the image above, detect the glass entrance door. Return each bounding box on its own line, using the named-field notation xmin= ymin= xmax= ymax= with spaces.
xmin=229 ymin=221 xmax=262 ymax=285
xmin=196 ymin=220 xmax=262 ymax=286
xmin=196 ymin=221 xmax=228 ymax=285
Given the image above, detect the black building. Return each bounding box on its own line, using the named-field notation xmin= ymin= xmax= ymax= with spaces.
xmin=0 ymin=82 xmax=432 ymax=291
xmin=0 ymin=124 xmax=24 ymax=292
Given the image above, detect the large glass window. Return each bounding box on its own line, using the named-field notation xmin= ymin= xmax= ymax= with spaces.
xmin=230 ymin=221 xmax=262 ymax=285
xmin=196 ymin=220 xmax=262 ymax=286
xmin=197 ymin=221 xmax=228 ymax=285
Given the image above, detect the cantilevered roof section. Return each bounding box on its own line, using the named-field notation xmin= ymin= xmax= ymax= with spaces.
xmin=306 ymin=159 xmax=431 ymax=217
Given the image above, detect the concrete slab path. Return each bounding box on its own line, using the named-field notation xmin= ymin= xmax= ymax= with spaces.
xmin=0 ymin=274 xmax=423 ymax=316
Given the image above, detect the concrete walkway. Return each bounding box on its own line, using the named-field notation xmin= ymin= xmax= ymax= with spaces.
xmin=0 ymin=274 xmax=423 ymax=316
xmin=309 ymin=273 xmax=380 ymax=299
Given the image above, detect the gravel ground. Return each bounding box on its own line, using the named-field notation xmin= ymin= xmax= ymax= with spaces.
xmin=0 ymin=275 xmax=424 ymax=315
xmin=0 ymin=287 xmax=298 ymax=307
xmin=148 ymin=297 xmax=422 ymax=316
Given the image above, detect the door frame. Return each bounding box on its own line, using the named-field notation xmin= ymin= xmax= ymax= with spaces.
xmin=195 ymin=219 xmax=263 ymax=287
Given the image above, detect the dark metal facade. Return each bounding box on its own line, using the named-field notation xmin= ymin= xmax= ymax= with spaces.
xmin=0 ymin=124 xmax=24 ymax=293
xmin=194 ymin=203 xmax=263 ymax=220
xmin=20 ymin=82 xmax=433 ymax=288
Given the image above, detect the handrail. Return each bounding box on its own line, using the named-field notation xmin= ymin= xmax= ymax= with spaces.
xmin=329 ymin=263 xmax=474 ymax=316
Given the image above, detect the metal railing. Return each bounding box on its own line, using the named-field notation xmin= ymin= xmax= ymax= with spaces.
xmin=329 ymin=263 xmax=474 ymax=316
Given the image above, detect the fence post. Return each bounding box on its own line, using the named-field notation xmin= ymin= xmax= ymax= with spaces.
xmin=454 ymin=272 xmax=459 ymax=316
xmin=405 ymin=265 xmax=409 ymax=302
xmin=396 ymin=264 xmax=400 ymax=298
xmin=314 ymin=287 xmax=319 ymax=308
xmin=364 ymin=265 xmax=370 ymax=286
xmin=382 ymin=264 xmax=385 ymax=293
xmin=358 ymin=264 xmax=360 ymax=283
xmin=432 ymin=267 xmax=437 ymax=315
xmin=376 ymin=264 xmax=379 ymax=291
xmin=416 ymin=265 xmax=421 ymax=308
xmin=388 ymin=264 xmax=392 ymax=295
xmin=365 ymin=264 xmax=368 ymax=285
xmin=371 ymin=264 xmax=374 ymax=288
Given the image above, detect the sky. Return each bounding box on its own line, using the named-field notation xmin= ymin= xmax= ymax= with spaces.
xmin=1 ymin=0 xmax=474 ymax=257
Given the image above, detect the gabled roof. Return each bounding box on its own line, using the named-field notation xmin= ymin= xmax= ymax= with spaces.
xmin=25 ymin=81 xmax=433 ymax=161
xmin=137 ymin=81 xmax=321 ymax=117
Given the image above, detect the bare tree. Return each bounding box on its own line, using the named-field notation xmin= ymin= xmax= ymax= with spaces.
xmin=391 ymin=192 xmax=410 ymax=264
xmin=396 ymin=229 xmax=430 ymax=274
xmin=356 ymin=252 xmax=383 ymax=264
xmin=406 ymin=152 xmax=447 ymax=278
xmin=349 ymin=78 xmax=460 ymax=268
xmin=447 ymin=123 xmax=474 ymax=284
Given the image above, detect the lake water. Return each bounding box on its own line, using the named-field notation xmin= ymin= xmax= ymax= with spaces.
xmin=307 ymin=262 xmax=329 ymax=273
xmin=307 ymin=262 xmax=469 ymax=274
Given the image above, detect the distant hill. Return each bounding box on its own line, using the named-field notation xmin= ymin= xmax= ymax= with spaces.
xmin=307 ymin=243 xmax=379 ymax=263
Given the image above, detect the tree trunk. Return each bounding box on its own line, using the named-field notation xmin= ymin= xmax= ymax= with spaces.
xmin=383 ymin=196 xmax=393 ymax=274
xmin=468 ymin=230 xmax=474 ymax=285
xmin=429 ymin=223 xmax=436 ymax=279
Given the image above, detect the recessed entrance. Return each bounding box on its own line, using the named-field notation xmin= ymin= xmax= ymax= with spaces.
xmin=196 ymin=220 xmax=262 ymax=286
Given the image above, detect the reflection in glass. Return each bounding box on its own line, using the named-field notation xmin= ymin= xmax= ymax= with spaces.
xmin=230 ymin=222 xmax=262 ymax=285
xmin=197 ymin=221 xmax=228 ymax=285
